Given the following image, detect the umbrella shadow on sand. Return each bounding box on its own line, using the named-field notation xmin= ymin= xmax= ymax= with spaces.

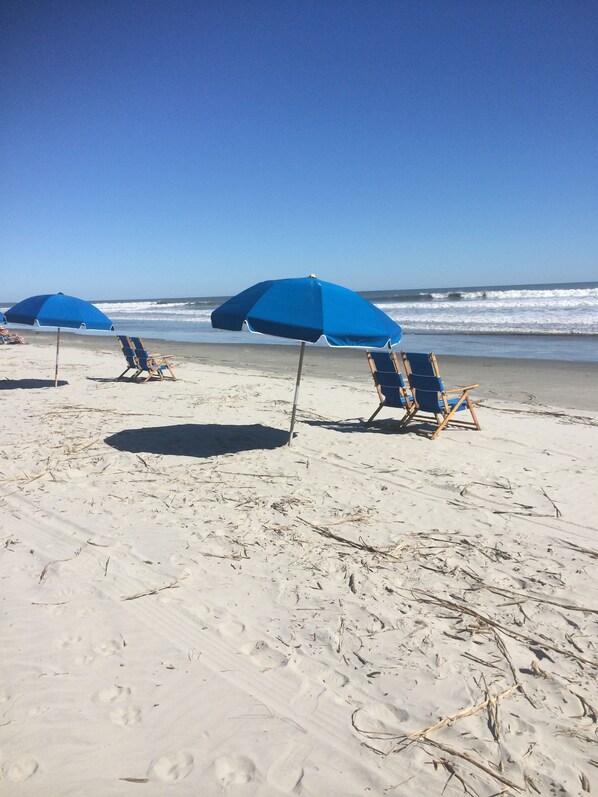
xmin=0 ymin=379 xmax=68 ymax=390
xmin=105 ymin=423 xmax=288 ymax=459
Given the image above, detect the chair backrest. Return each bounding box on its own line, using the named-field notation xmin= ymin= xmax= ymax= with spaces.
xmin=128 ymin=337 xmax=150 ymax=367
xmin=401 ymin=352 xmax=446 ymax=412
xmin=401 ymin=351 xmax=437 ymax=377
xmin=117 ymin=336 xmax=137 ymax=368
xmin=367 ymin=351 xmax=410 ymax=408
xmin=129 ymin=337 xmax=146 ymax=352
xmin=407 ymin=373 xmax=446 ymax=412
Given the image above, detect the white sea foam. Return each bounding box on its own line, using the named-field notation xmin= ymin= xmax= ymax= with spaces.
xmin=376 ymin=285 xmax=598 ymax=335
xmin=92 ymin=283 xmax=598 ymax=339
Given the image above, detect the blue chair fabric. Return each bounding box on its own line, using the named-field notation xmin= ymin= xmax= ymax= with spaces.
xmin=366 ymin=351 xmax=413 ymax=423
xmin=117 ymin=335 xmax=140 ymax=379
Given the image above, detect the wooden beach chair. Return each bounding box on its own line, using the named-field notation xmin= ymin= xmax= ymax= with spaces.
xmin=400 ymin=351 xmax=481 ymax=440
xmin=129 ymin=337 xmax=177 ymax=382
xmin=117 ymin=335 xmax=141 ymax=380
xmin=366 ymin=350 xmax=414 ymax=424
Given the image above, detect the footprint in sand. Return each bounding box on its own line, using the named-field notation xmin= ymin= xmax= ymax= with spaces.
xmin=288 ymin=658 xmax=348 ymax=715
xmin=3 ymin=758 xmax=39 ymax=782
xmin=94 ymin=639 xmax=122 ymax=657
xmin=290 ymin=682 xmax=324 ymax=716
xmin=214 ymin=755 xmax=255 ymax=787
xmin=352 ymin=702 xmax=409 ymax=737
xmin=55 ymin=634 xmax=82 ymax=648
xmin=148 ymin=751 xmax=194 ymax=782
xmin=75 ymin=653 xmax=96 ymax=665
xmin=188 ymin=602 xmax=212 ymax=620
xmin=53 ymin=587 xmax=74 ymax=599
xmin=217 ymin=619 xmax=245 ymax=638
xmin=110 ymin=705 xmax=141 ymax=726
xmin=28 ymin=704 xmax=51 ymax=717
xmin=93 ymin=685 xmax=131 ymax=704
xmin=310 ymin=662 xmax=348 ymax=689
xmin=276 ymin=586 xmax=300 ymax=609
xmin=241 ymin=641 xmax=288 ymax=670
xmin=267 ymin=744 xmax=306 ymax=792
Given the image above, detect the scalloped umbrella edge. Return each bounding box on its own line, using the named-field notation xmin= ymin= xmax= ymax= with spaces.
xmin=4 ymin=292 xmax=114 ymax=386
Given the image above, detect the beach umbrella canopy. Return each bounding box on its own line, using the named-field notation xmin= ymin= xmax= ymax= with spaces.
xmin=4 ymin=292 xmax=114 ymax=386
xmin=211 ymin=275 xmax=402 ymax=443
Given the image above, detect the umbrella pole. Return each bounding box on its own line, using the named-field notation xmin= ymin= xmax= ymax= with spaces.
xmin=54 ymin=327 xmax=61 ymax=387
xmin=288 ymin=341 xmax=305 ymax=446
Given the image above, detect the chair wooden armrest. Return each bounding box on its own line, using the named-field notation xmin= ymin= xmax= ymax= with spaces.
xmin=445 ymin=384 xmax=478 ymax=393
xmin=149 ymin=355 xmax=177 ymax=367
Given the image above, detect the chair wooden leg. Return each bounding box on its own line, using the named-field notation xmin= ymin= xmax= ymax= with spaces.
xmin=118 ymin=367 xmax=130 ymax=379
xmin=467 ymin=398 xmax=482 ymax=430
xmin=399 ymin=406 xmax=418 ymax=428
xmin=165 ymin=365 xmax=176 ymax=380
xmin=366 ymin=404 xmax=384 ymax=424
xmin=431 ymin=393 xmax=468 ymax=440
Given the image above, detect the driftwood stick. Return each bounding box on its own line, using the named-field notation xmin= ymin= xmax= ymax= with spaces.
xmin=415 ymin=591 xmax=598 ymax=667
xmin=572 ymin=692 xmax=598 ymax=724
xmin=393 ymin=685 xmax=518 ymax=747
xmin=119 ymin=777 xmax=149 ymax=783
xmin=121 ymin=574 xmax=188 ymax=601
xmin=439 ymin=758 xmax=481 ymax=797
xmin=328 ymin=513 xmax=372 ymax=526
xmin=39 ymin=549 xmax=81 ymax=583
xmin=1 ymin=470 xmax=49 ymax=484
xmin=422 ymin=738 xmax=524 ymax=791
xmin=337 ymin=616 xmax=346 ymax=654
xmin=297 ymin=516 xmax=398 ymax=559
xmin=492 ymin=629 xmax=537 ymax=708
xmin=474 ymin=581 xmax=598 ymax=615
xmin=201 ymin=551 xmax=249 ymax=561
xmin=556 ymin=538 xmax=598 ymax=559
xmin=66 ymin=438 xmax=100 ymax=454
xmin=540 ymin=487 xmax=562 ymax=517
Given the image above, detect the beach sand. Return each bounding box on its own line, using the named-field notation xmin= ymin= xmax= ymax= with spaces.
xmin=1 ymin=335 xmax=597 ymax=795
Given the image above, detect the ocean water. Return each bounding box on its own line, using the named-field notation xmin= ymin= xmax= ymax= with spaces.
xmin=4 ymin=282 xmax=598 ymax=362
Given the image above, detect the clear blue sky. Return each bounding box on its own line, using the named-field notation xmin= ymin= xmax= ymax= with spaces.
xmin=1 ymin=0 xmax=597 ymax=301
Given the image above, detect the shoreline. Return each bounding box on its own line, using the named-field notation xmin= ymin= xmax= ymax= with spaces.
xmin=11 ymin=331 xmax=598 ymax=411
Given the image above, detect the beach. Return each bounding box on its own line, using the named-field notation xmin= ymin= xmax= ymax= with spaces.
xmin=1 ymin=335 xmax=597 ymax=795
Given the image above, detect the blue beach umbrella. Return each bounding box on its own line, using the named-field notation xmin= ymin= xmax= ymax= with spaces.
xmin=211 ymin=274 xmax=402 ymax=444
xmin=4 ymin=292 xmax=114 ymax=386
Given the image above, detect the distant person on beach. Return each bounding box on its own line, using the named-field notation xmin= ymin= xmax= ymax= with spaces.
xmin=0 ymin=327 xmax=26 ymax=344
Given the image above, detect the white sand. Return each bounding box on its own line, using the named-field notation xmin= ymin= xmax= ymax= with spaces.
xmin=1 ymin=338 xmax=597 ymax=796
